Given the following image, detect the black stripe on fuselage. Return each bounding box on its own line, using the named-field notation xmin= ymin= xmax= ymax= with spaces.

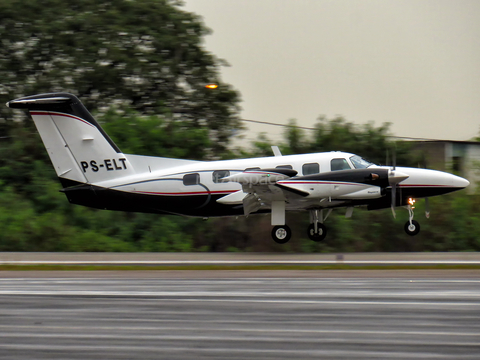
xmin=295 ymin=168 xmax=390 ymax=187
xmin=367 ymin=186 xmax=462 ymax=210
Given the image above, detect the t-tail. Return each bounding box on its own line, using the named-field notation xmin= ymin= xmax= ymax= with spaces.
xmin=6 ymin=93 xmax=136 ymax=188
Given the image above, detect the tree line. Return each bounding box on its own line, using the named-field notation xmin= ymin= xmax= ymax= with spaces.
xmin=1 ymin=112 xmax=479 ymax=252
xmin=0 ymin=0 xmax=478 ymax=252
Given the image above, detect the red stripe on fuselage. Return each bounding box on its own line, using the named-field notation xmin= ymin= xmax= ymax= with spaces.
xmin=398 ymin=184 xmax=452 ymax=187
xmin=279 ymin=181 xmax=365 ymax=186
xmin=280 ymin=181 xmax=454 ymax=188
xmin=133 ymin=190 xmax=238 ymax=196
xmin=30 ymin=111 xmax=95 ymax=128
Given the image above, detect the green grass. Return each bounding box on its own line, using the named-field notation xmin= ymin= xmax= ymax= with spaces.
xmin=1 ymin=264 xmax=480 ymax=271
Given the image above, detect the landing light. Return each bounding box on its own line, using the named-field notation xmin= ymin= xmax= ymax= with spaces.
xmin=205 ymin=84 xmax=218 ymax=89
xmin=408 ymin=198 xmax=416 ymax=208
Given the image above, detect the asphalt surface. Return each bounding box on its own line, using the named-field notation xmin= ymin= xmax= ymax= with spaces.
xmin=0 ymin=274 xmax=479 ymax=359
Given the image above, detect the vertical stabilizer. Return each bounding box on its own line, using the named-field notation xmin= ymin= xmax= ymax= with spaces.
xmin=7 ymin=93 xmax=135 ymax=185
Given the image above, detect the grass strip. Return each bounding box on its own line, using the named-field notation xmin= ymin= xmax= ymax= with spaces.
xmin=1 ymin=264 xmax=480 ymax=271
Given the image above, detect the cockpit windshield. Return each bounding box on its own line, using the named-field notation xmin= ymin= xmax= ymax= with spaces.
xmin=349 ymin=155 xmax=375 ymax=169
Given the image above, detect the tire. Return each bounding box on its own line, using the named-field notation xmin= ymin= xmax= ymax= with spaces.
xmin=404 ymin=220 xmax=420 ymax=236
xmin=307 ymin=222 xmax=327 ymax=242
xmin=271 ymin=225 xmax=292 ymax=244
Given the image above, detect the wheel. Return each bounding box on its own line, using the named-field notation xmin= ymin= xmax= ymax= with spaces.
xmin=307 ymin=222 xmax=327 ymax=242
xmin=404 ymin=220 xmax=420 ymax=236
xmin=271 ymin=225 xmax=292 ymax=244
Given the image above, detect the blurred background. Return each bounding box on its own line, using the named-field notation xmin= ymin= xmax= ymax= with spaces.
xmin=0 ymin=0 xmax=479 ymax=252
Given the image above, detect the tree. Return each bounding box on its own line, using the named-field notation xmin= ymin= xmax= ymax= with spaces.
xmin=0 ymin=0 xmax=240 ymax=154
xmin=275 ymin=116 xmax=419 ymax=167
xmin=101 ymin=109 xmax=211 ymax=160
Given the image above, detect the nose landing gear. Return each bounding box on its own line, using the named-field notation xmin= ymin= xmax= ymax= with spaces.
xmin=404 ymin=198 xmax=421 ymax=236
xmin=404 ymin=219 xmax=420 ymax=236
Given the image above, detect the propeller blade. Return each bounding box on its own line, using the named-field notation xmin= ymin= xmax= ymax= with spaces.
xmin=392 ymin=144 xmax=396 ymax=171
xmin=391 ymin=183 xmax=396 ymax=218
xmin=400 ymin=185 xmax=403 ymax=207
xmin=425 ymin=197 xmax=430 ymax=218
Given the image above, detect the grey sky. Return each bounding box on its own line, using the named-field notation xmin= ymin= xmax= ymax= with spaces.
xmin=182 ymin=0 xmax=480 ymax=143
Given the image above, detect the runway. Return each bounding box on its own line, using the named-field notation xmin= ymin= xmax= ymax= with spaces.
xmin=0 ymin=275 xmax=479 ymax=359
xmin=2 ymin=251 xmax=480 ymax=265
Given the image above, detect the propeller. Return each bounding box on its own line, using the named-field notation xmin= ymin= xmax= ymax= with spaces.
xmin=387 ymin=144 xmax=408 ymax=218
xmin=391 ymin=147 xmax=396 ymax=218
xmin=391 ymin=185 xmax=396 ymax=218
xmin=421 ymin=152 xmax=430 ymax=219
xmin=425 ymin=197 xmax=430 ymax=219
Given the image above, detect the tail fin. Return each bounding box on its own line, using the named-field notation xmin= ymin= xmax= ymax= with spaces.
xmin=7 ymin=93 xmax=135 ymax=185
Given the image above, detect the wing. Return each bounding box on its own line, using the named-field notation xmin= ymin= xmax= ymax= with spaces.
xmin=216 ymin=168 xmax=304 ymax=216
xmin=217 ymin=167 xmax=406 ymax=214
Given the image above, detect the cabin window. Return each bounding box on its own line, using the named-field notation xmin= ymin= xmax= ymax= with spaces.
xmin=276 ymin=165 xmax=293 ymax=169
xmin=183 ymin=173 xmax=200 ymax=186
xmin=212 ymin=170 xmax=230 ymax=183
xmin=302 ymin=163 xmax=320 ymax=175
xmin=330 ymin=158 xmax=351 ymax=171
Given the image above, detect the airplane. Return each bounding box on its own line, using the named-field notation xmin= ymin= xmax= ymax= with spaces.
xmin=6 ymin=92 xmax=470 ymax=244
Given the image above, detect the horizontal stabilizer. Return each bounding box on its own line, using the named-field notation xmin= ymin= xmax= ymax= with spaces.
xmin=7 ymin=96 xmax=71 ymax=108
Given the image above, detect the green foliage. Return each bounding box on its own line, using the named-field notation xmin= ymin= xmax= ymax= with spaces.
xmin=252 ymin=116 xmax=419 ymax=167
xmin=0 ymin=103 xmax=477 ymax=252
xmin=100 ymin=109 xmax=210 ymax=159
xmin=0 ymin=2 xmax=476 ymax=253
xmin=0 ymin=0 xmax=240 ymax=154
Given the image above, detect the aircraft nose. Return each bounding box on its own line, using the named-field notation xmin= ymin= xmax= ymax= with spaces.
xmin=452 ymin=175 xmax=470 ymax=189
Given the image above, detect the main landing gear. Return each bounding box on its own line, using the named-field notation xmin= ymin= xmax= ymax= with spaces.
xmin=271 ymin=209 xmax=331 ymax=244
xmin=307 ymin=209 xmax=330 ymax=242
xmin=271 ymin=225 xmax=292 ymax=244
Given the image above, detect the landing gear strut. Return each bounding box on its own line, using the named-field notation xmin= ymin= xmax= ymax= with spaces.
xmin=270 ymin=207 xmax=333 ymax=244
xmin=404 ymin=201 xmax=420 ymax=236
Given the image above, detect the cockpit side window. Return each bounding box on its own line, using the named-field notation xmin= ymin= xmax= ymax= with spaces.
xmin=330 ymin=158 xmax=351 ymax=171
xmin=350 ymin=155 xmax=374 ymax=169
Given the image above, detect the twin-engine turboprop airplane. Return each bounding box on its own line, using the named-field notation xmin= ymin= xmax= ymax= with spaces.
xmin=7 ymin=93 xmax=470 ymax=243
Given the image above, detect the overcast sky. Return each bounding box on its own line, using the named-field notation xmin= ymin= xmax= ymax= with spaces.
xmin=182 ymin=0 xmax=480 ymax=144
